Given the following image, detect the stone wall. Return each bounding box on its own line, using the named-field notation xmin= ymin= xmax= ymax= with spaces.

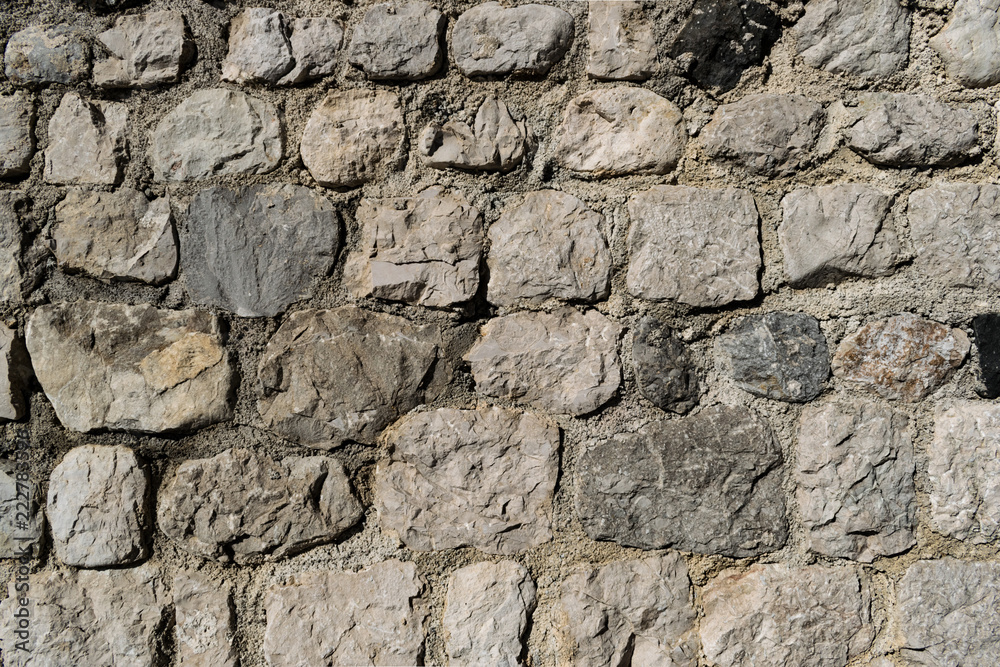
xmin=1 ymin=0 xmax=999 ymax=665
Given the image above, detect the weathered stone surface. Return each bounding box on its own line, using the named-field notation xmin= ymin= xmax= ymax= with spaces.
xmin=779 ymin=184 xmax=900 ymax=286
xmin=174 ymin=572 xmax=238 ymax=667
xmin=465 ymin=308 xmax=621 ymax=416
xmin=701 ymin=93 xmax=826 ymax=176
xmin=53 ymin=188 xmax=176 ymax=285
xmin=832 ymin=313 xmax=970 ymax=401
xmin=587 ymin=1 xmax=656 ymax=80
xmin=151 ymin=89 xmax=282 ymax=182
xmin=257 ymin=306 xmax=443 ymax=449
xmin=263 ymin=560 xmax=427 ymax=667
xmin=444 ymin=560 xmax=537 ymax=667
xmin=44 ymin=92 xmax=126 ymax=186
xmin=420 ymin=97 xmax=529 ymax=172
xmin=701 ymin=564 xmax=873 ymax=667
xmin=0 ymin=325 xmax=29 ymax=422
xmin=348 ymin=2 xmax=445 ymax=80
xmin=931 ymin=0 xmax=1000 ymax=88
xmin=280 ymin=18 xmax=343 ymax=84
xmin=300 ymin=89 xmax=405 ymax=187
xmin=908 ymin=183 xmax=1000 ymax=288
xmin=94 ymin=11 xmax=193 ymax=88
xmin=3 ymin=25 xmax=90 ymax=85
xmin=632 ymin=315 xmax=699 ymax=414
xmin=560 ymin=553 xmax=699 ymax=667
xmin=974 ymin=313 xmax=1000 ymax=398
xmin=47 ymin=444 xmax=150 ymax=568
xmin=451 ymin=2 xmax=574 ymax=76
xmin=792 ymin=0 xmax=911 ymax=79
xmin=344 ymin=186 xmax=482 ymax=308
xmin=26 ymin=301 xmax=234 ymax=433
xmin=158 ymin=447 xmax=362 ymax=563
xmin=0 ymin=191 xmax=23 ymax=307
xmin=575 ymin=406 xmax=788 ymax=557
xmin=0 ymin=92 xmax=34 ymax=178
xmin=626 ymin=185 xmax=760 ymax=307
xmin=376 ymin=407 xmax=559 ymax=555
xmin=487 ymin=190 xmax=611 ymax=306
xmin=183 ymin=184 xmax=339 ymax=317
xmin=717 ymin=311 xmax=830 ymax=402
xmin=0 ymin=459 xmax=43 ymax=558
xmin=796 ymin=400 xmax=916 ymax=561
xmin=554 ymin=87 xmax=686 ymax=177
xmin=221 ymin=8 xmax=293 ymax=85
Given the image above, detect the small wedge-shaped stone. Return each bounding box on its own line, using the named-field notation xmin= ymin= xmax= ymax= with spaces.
xmin=344 ymin=186 xmax=483 ymax=308
xmin=4 ymin=25 xmax=90 ymax=85
xmin=451 ymin=2 xmax=574 ymax=76
xmin=632 ymin=315 xmax=699 ymax=414
xmin=94 ymin=11 xmax=193 ymax=88
xmin=587 ymin=1 xmax=656 ymax=80
xmin=465 ymin=308 xmax=622 ymax=416
xmin=575 ymin=406 xmax=788 ymax=557
xmin=174 ymin=572 xmax=238 ymax=667
xmin=487 ymin=190 xmax=611 ymax=306
xmin=53 ymin=188 xmax=176 ymax=285
xmin=257 ymin=306 xmax=443 ymax=449
xmin=0 ymin=191 xmax=24 ymax=307
xmin=931 ymin=0 xmax=1000 ymax=88
xmin=0 ymin=92 xmax=34 ymax=178
xmin=158 ymin=447 xmax=362 ymax=563
xmin=44 ymin=92 xmax=126 ymax=186
xmin=348 ymin=1 xmax=445 ymax=80
xmin=420 ymin=97 xmax=529 ymax=172
xmin=279 ymin=18 xmax=343 ymax=84
xmin=0 ymin=324 xmax=30 ymax=421
xmin=376 ymin=407 xmax=559 ymax=555
xmin=263 ymin=560 xmax=427 ymax=667
xmin=560 ymin=554 xmax=700 ymax=667
xmin=0 ymin=459 xmax=43 ymax=558
xmin=221 ymin=8 xmax=293 ymax=84
xmin=26 ymin=301 xmax=234 ymax=433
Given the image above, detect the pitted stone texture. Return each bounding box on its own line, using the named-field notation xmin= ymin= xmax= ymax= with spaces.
xmin=345 ymin=186 xmax=482 ymax=308
xmin=0 ymin=191 xmax=24 ymax=307
xmin=487 ymin=190 xmax=610 ymax=306
xmin=420 ymin=97 xmax=529 ymax=172
xmin=158 ymin=447 xmax=362 ymax=563
xmin=554 ymin=87 xmax=686 ymax=177
xmin=94 ymin=11 xmax=193 ymax=88
xmin=626 ymin=185 xmax=760 ymax=307
xmin=279 ymin=18 xmax=343 ymax=84
xmin=632 ymin=316 xmax=699 ymax=414
xmin=701 ymin=564 xmax=874 ymax=667
xmin=832 ymin=313 xmax=970 ymax=401
xmin=796 ymin=400 xmax=916 ymax=562
xmin=0 ymin=565 xmax=169 ymax=667
xmin=575 ymin=406 xmax=788 ymax=557
xmin=587 ymin=1 xmax=656 ymax=80
xmin=376 ymin=407 xmax=559 ymax=555
xmin=301 ymin=89 xmax=405 ymax=187
xmin=263 ymin=560 xmax=427 ymax=667
xmin=26 ymin=301 xmax=234 ymax=434
xmin=444 ymin=561 xmax=537 ymax=667
xmin=931 ymin=0 xmax=1000 ymax=88
xmin=908 ymin=183 xmax=1000 ymax=288
xmin=221 ymin=8 xmax=293 ymax=85
xmin=53 ymin=188 xmax=176 ymax=285
xmin=152 ymin=89 xmax=282 ymax=182
xmin=174 ymin=572 xmax=238 ymax=667
xmin=792 ymin=0 xmax=911 ymax=79
xmin=701 ymin=93 xmax=826 ymax=176
xmin=0 ymin=93 xmax=34 ymax=178
xmin=44 ymin=93 xmax=126 ymax=186
xmin=717 ymin=311 xmax=830 ymax=402
xmin=183 ymin=184 xmax=339 ymax=317
xmin=779 ymin=184 xmax=900 ymax=287
xmin=348 ymin=2 xmax=445 ymax=80
xmin=848 ymin=94 xmax=980 ymax=167
xmin=0 ymin=459 xmax=43 ymax=558
xmin=465 ymin=308 xmax=621 ymax=416
xmin=0 ymin=325 xmax=30 ymax=421
xmin=257 ymin=306 xmax=443 ymax=449
xmin=451 ymin=2 xmax=574 ymax=77
xmin=3 ymin=25 xmax=90 ymax=85
xmin=560 ymin=553 xmax=699 ymax=667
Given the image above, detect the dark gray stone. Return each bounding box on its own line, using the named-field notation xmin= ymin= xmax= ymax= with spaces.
xmin=348 ymin=2 xmax=445 ymax=80
xmin=3 ymin=25 xmax=90 ymax=85
xmin=0 ymin=192 xmax=25 ymax=308
xmin=0 ymin=93 xmax=34 ymax=178
xmin=632 ymin=316 xmax=698 ymax=414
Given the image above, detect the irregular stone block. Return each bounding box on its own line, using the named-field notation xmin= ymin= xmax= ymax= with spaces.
xmin=487 ymin=190 xmax=611 ymax=306
xmin=451 ymin=2 xmax=574 ymax=76
xmin=158 ymin=447 xmax=361 ymax=563
xmin=279 ymin=17 xmax=343 ymax=84
xmin=0 ymin=92 xmax=34 ymax=178
xmin=626 ymin=185 xmax=760 ymax=307
xmin=0 ymin=459 xmax=43 ymax=558
xmin=586 ymin=1 xmax=656 ymax=81
xmin=151 ymin=89 xmax=282 ymax=182
xmin=300 ymin=89 xmax=405 ymax=187
xmin=554 ymin=87 xmax=686 ymax=177
xmin=348 ymin=1 xmax=445 ymax=80
xmin=44 ymin=92 xmax=126 ymax=186
xmin=974 ymin=313 xmax=1000 ymax=398
xmin=3 ymin=25 xmax=90 ymax=85
xmin=832 ymin=313 xmax=970 ymax=401
xmin=575 ymin=406 xmax=788 ymax=557
xmin=257 ymin=306 xmax=443 ymax=449
xmin=263 ymin=560 xmax=426 ymax=667
xmin=174 ymin=572 xmax=238 ymax=667
xmin=0 ymin=325 xmax=30 ymax=422
xmin=376 ymin=407 xmax=559 ymax=555
xmin=931 ymin=0 xmax=1000 ymax=88
xmin=183 ymin=184 xmax=339 ymax=317
xmin=26 ymin=301 xmax=234 ymax=434
xmin=465 ymin=308 xmax=621 ymax=416
xmin=420 ymin=97 xmax=529 ymax=172
xmin=221 ymin=8 xmax=293 ymax=85
xmin=344 ymin=185 xmax=483 ymax=308
xmin=0 ymin=191 xmax=24 ymax=307
xmin=93 ymin=11 xmax=193 ymax=88
xmin=632 ymin=315 xmax=699 ymax=414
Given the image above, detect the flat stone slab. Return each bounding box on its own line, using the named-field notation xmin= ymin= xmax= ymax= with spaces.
xmin=0 ymin=458 xmax=43 ymax=558
xmin=221 ymin=8 xmax=293 ymax=84
xmin=174 ymin=572 xmax=238 ymax=667
xmin=420 ymin=97 xmax=529 ymax=172
xmin=451 ymin=2 xmax=574 ymax=76
xmin=280 ymin=18 xmax=343 ymax=84
xmin=575 ymin=405 xmax=789 ymax=557
xmin=0 ymin=324 xmax=30 ymax=421
xmin=4 ymin=25 xmax=90 ymax=85
xmin=632 ymin=315 xmax=699 ymax=414
xmin=44 ymin=93 xmax=126 ymax=186
xmin=0 ymin=92 xmax=34 ymax=178
xmin=0 ymin=192 xmax=24 ymax=307
xmin=348 ymin=1 xmax=445 ymax=80
xmin=931 ymin=0 xmax=1000 ymax=88
xmin=586 ymin=1 xmax=656 ymax=80
xmin=94 ymin=11 xmax=193 ymax=88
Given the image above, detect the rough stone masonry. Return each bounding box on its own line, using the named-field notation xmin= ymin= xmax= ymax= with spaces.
xmin=1 ymin=0 xmax=1000 ymax=665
